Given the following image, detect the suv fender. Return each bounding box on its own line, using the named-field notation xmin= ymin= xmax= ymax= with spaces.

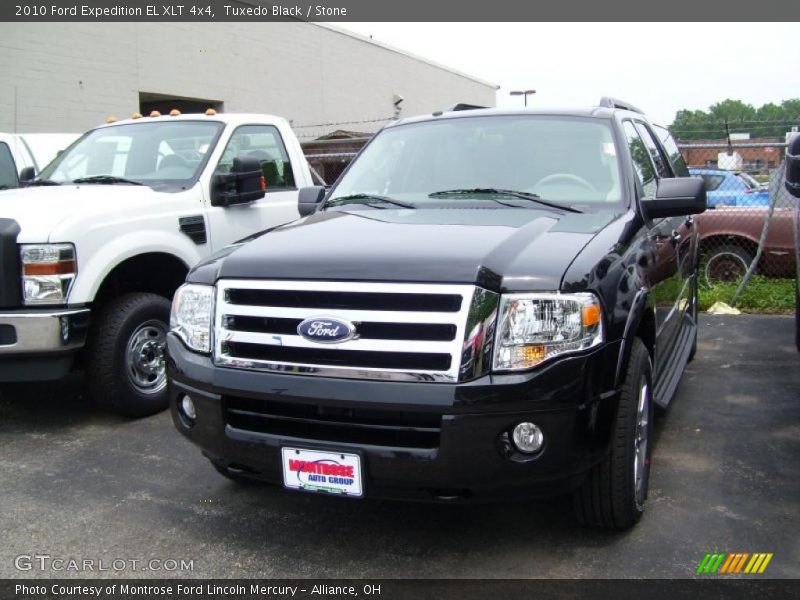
xmin=614 ymin=287 xmax=655 ymax=388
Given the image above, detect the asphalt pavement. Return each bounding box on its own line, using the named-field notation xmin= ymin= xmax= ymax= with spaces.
xmin=1 ymin=315 xmax=798 ymax=579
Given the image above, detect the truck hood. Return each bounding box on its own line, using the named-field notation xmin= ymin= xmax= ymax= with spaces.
xmin=216 ymin=208 xmax=617 ymax=291
xmin=0 ymin=184 xmax=172 ymax=242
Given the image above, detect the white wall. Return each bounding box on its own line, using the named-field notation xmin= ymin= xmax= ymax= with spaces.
xmin=0 ymin=23 xmax=496 ymax=136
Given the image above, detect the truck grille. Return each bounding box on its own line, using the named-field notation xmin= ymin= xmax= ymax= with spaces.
xmin=224 ymin=395 xmax=442 ymax=449
xmin=214 ymin=280 xmax=486 ymax=383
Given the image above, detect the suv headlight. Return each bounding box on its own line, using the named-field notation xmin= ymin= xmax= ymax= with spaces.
xmin=493 ymin=292 xmax=603 ymax=371
xmin=20 ymin=243 xmax=77 ymax=305
xmin=170 ymin=284 xmax=215 ymax=353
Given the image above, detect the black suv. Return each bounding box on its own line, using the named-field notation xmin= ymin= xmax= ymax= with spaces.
xmin=167 ymin=98 xmax=706 ymax=530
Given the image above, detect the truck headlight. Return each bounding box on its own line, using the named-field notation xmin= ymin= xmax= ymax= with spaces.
xmin=493 ymin=292 xmax=603 ymax=371
xmin=20 ymin=243 xmax=77 ymax=305
xmin=170 ymin=283 xmax=215 ymax=353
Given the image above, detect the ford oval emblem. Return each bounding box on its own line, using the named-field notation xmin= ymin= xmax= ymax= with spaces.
xmin=297 ymin=317 xmax=357 ymax=344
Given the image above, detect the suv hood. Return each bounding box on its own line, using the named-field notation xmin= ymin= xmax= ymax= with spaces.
xmin=0 ymin=185 xmax=166 ymax=242
xmin=217 ymin=208 xmax=616 ymax=291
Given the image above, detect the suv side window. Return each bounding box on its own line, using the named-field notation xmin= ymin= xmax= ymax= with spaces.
xmin=0 ymin=142 xmax=18 ymax=189
xmin=634 ymin=122 xmax=670 ymax=179
xmin=623 ymin=121 xmax=657 ymax=198
xmin=652 ymin=124 xmax=689 ymax=177
xmin=216 ymin=125 xmax=295 ymax=191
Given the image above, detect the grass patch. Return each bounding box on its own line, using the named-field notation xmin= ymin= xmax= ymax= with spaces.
xmin=700 ymin=276 xmax=796 ymax=313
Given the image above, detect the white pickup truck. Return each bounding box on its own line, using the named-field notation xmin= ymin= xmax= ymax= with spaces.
xmin=0 ymin=112 xmax=312 ymax=416
xmin=0 ymin=133 xmax=80 ymax=189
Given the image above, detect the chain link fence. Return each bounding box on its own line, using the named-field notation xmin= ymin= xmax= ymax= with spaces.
xmin=678 ymin=141 xmax=798 ymax=308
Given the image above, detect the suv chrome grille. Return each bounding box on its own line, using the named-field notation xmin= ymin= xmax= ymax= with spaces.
xmin=214 ymin=280 xmax=493 ymax=383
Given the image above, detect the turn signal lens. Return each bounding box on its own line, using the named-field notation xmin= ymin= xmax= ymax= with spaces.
xmin=23 ymin=261 xmax=76 ymax=276
xmin=582 ymin=304 xmax=601 ymax=328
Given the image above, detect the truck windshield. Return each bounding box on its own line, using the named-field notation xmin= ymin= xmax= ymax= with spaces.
xmin=327 ymin=115 xmax=623 ymax=209
xmin=37 ymin=121 xmax=224 ymax=186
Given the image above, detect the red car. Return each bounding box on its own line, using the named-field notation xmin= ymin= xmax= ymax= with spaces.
xmin=695 ymin=206 xmax=796 ymax=284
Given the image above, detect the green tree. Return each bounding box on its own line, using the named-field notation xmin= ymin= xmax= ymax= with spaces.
xmin=669 ymin=99 xmax=800 ymax=140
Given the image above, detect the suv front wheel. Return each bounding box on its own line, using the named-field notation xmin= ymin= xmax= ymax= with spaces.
xmin=573 ymin=337 xmax=654 ymax=529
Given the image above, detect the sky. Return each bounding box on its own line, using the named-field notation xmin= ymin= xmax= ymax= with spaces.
xmin=334 ymin=23 xmax=800 ymax=126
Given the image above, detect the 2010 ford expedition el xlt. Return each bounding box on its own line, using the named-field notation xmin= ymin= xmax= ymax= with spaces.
xmin=167 ymin=99 xmax=707 ymax=529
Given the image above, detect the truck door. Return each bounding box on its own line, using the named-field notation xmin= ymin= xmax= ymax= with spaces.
xmin=205 ymin=124 xmax=302 ymax=250
xmin=624 ymin=121 xmax=685 ymax=369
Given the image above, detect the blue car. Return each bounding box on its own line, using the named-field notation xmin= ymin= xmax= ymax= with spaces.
xmin=689 ymin=167 xmax=770 ymax=207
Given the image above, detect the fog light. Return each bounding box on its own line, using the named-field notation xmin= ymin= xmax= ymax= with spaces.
xmin=179 ymin=394 xmax=196 ymax=423
xmin=512 ymin=422 xmax=544 ymax=454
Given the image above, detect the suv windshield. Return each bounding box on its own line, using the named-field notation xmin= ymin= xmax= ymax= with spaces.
xmin=38 ymin=120 xmax=224 ymax=186
xmin=327 ymin=115 xmax=623 ymax=209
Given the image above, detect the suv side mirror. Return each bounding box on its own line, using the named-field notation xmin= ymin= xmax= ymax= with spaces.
xmin=641 ymin=177 xmax=707 ymax=219
xmin=19 ymin=166 xmax=35 ymax=184
xmin=211 ymin=156 xmax=266 ymax=207
xmin=298 ymin=186 xmax=327 ymax=216
xmin=785 ymin=133 xmax=800 ymax=199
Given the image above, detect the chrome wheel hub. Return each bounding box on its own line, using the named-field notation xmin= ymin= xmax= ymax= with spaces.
xmin=126 ymin=320 xmax=167 ymax=395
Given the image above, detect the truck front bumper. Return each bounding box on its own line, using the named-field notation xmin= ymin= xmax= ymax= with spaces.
xmin=168 ymin=334 xmax=622 ymax=502
xmin=0 ymin=307 xmax=90 ymax=381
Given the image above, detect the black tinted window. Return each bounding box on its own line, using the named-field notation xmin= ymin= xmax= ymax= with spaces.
xmin=623 ymin=121 xmax=656 ymax=198
xmin=634 ymin=122 xmax=670 ymax=179
xmin=653 ymin=124 xmax=689 ymax=177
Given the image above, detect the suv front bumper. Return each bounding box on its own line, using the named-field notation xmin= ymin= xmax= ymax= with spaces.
xmin=168 ymin=334 xmax=622 ymax=502
xmin=0 ymin=308 xmax=90 ymax=381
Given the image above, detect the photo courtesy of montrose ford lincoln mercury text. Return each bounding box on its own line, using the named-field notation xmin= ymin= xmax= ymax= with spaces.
xmin=167 ymin=99 xmax=707 ymax=530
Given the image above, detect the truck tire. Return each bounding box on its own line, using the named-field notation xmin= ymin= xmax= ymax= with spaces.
xmin=86 ymin=292 xmax=171 ymax=418
xmin=573 ymin=338 xmax=654 ymax=529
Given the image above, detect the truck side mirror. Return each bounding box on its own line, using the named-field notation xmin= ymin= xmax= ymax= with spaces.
xmin=19 ymin=166 xmax=36 ymax=184
xmin=641 ymin=177 xmax=707 ymax=219
xmin=785 ymin=133 xmax=800 ymax=199
xmin=211 ymin=156 xmax=266 ymax=207
xmin=298 ymin=186 xmax=327 ymax=216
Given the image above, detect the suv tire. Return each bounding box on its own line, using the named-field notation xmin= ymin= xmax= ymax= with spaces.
xmin=86 ymin=292 xmax=171 ymax=418
xmin=574 ymin=338 xmax=654 ymax=530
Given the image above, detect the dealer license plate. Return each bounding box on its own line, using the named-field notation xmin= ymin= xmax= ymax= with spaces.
xmin=281 ymin=447 xmax=363 ymax=497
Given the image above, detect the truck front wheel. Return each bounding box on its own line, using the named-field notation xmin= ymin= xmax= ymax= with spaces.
xmin=86 ymin=292 xmax=171 ymax=418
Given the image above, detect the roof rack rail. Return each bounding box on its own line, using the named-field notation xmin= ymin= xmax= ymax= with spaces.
xmin=598 ymin=97 xmax=644 ymax=114
xmin=448 ymin=103 xmax=488 ymax=112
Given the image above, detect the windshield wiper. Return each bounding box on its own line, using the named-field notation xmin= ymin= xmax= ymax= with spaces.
xmin=428 ymin=188 xmax=582 ymax=213
xmin=27 ymin=179 xmax=61 ymax=186
xmin=73 ymin=175 xmax=144 ymax=186
xmin=326 ymin=193 xmax=416 ymax=210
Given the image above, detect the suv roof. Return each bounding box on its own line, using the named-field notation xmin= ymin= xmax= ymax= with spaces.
xmin=390 ymin=98 xmax=651 ymax=129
